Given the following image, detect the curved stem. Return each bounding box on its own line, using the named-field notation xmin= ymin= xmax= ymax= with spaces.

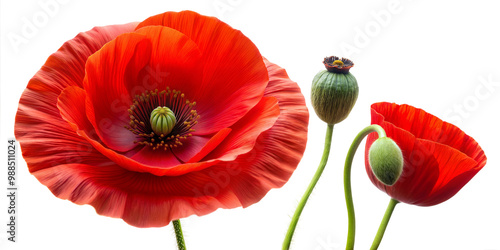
xmin=173 ymin=219 xmax=186 ymax=250
xmin=282 ymin=124 xmax=334 ymax=250
xmin=344 ymin=125 xmax=386 ymax=250
xmin=370 ymin=198 xmax=399 ymax=250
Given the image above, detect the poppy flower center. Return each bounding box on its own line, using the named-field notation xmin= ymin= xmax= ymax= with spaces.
xmin=150 ymin=106 xmax=176 ymax=136
xmin=125 ymin=88 xmax=199 ymax=150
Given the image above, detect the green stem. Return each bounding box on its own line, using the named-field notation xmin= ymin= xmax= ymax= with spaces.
xmin=282 ymin=124 xmax=334 ymax=250
xmin=173 ymin=219 xmax=186 ymax=250
xmin=370 ymin=198 xmax=399 ymax=250
xmin=344 ymin=125 xmax=386 ymax=250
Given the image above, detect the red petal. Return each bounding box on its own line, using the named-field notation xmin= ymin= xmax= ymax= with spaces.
xmin=83 ymin=32 xmax=151 ymax=152
xmin=204 ymin=96 xmax=280 ymax=161
xmin=417 ymin=140 xmax=484 ymax=206
xmin=57 ymin=86 xmax=96 ymax=136
xmin=84 ymin=25 xmax=204 ymax=152
xmin=136 ymin=11 xmax=269 ymax=135
xmin=16 ymin=23 xmax=137 ymax=167
xmin=25 ymin=23 xmax=138 ymax=94
xmin=128 ymin=146 xmax=182 ymax=167
xmin=15 ymin=22 xmax=136 ymax=189
xmin=32 ymin=162 xmax=242 ymax=227
xmin=130 ymin=25 xmax=203 ymax=97
xmin=212 ymin=59 xmax=309 ymax=207
xmin=371 ymin=102 xmax=486 ymax=163
xmin=186 ymin=128 xmax=232 ymax=163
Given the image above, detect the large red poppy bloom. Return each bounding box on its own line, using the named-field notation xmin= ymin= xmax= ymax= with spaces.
xmin=15 ymin=11 xmax=309 ymax=227
xmin=365 ymin=102 xmax=486 ymax=206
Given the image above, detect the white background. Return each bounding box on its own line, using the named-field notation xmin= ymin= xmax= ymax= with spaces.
xmin=1 ymin=0 xmax=499 ymax=249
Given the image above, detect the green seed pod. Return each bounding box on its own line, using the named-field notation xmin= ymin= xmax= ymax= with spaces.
xmin=368 ymin=137 xmax=404 ymax=186
xmin=150 ymin=106 xmax=176 ymax=136
xmin=311 ymin=56 xmax=358 ymax=125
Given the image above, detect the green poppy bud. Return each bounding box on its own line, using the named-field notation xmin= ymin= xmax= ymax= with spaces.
xmin=368 ymin=137 xmax=404 ymax=186
xmin=311 ymin=56 xmax=358 ymax=125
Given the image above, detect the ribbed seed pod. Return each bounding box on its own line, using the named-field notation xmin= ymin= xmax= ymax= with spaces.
xmin=311 ymin=56 xmax=358 ymax=125
xmin=150 ymin=106 xmax=176 ymax=136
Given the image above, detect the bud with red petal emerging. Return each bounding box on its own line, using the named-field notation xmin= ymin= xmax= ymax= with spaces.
xmin=368 ymin=137 xmax=404 ymax=186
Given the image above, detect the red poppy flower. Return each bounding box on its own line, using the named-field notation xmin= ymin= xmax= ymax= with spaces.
xmin=365 ymin=102 xmax=486 ymax=206
xmin=15 ymin=11 xmax=309 ymax=227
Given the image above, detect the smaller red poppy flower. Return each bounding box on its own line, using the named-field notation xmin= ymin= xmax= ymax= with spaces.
xmin=365 ymin=102 xmax=487 ymax=206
